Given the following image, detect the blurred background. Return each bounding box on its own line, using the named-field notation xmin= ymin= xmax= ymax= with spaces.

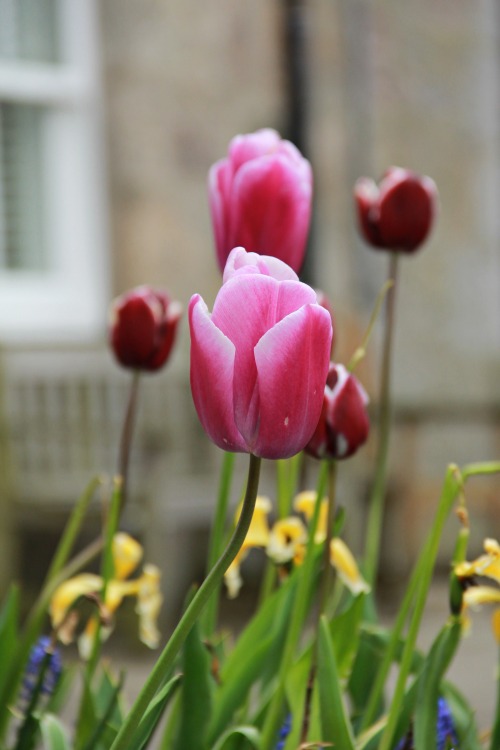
xmin=0 ymin=0 xmax=499 ymax=691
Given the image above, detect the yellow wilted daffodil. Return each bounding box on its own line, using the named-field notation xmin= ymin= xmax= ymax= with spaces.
xmin=293 ymin=490 xmax=329 ymax=542
xmin=50 ymin=532 xmax=162 ymax=658
xmin=455 ymin=538 xmax=500 ymax=643
xmin=266 ymin=517 xmax=307 ymax=566
xmin=224 ymin=496 xmax=271 ymax=599
xmin=330 ymin=538 xmax=370 ymax=595
xmin=294 ymin=490 xmax=369 ymax=594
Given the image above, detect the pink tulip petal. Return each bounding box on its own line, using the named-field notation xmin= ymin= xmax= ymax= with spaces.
xmin=189 ymin=295 xmax=246 ymax=452
xmin=223 ymin=247 xmax=299 ymax=284
xmin=228 ymin=154 xmax=312 ymax=272
xmin=208 ymin=159 xmax=232 ymax=271
xmin=228 ymin=129 xmax=281 ymax=172
xmin=253 ymin=304 xmax=332 ymax=459
xmin=212 ymin=276 xmax=317 ymax=444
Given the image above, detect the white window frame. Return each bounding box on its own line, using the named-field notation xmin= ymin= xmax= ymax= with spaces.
xmin=0 ymin=0 xmax=109 ymax=343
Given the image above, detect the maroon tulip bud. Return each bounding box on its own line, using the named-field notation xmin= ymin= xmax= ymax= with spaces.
xmin=110 ymin=286 xmax=181 ymax=371
xmin=354 ymin=167 xmax=438 ymax=253
xmin=305 ymin=363 xmax=369 ymax=460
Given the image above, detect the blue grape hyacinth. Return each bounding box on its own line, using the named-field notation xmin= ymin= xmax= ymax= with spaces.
xmin=275 ymin=713 xmax=292 ymax=750
xmin=395 ymin=697 xmax=458 ymax=750
xmin=20 ymin=636 xmax=62 ymax=705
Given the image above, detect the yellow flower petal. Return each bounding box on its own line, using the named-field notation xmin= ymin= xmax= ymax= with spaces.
xmin=463 ymin=585 xmax=500 ymax=609
xmin=455 ymin=538 xmax=500 ymax=584
xmin=492 ymin=610 xmax=500 ymax=644
xmin=112 ymin=532 xmax=143 ymax=580
xmin=330 ymin=538 xmax=370 ymax=595
xmin=267 ymin=517 xmax=307 ymax=565
xmin=50 ymin=574 xmax=103 ymax=628
xmin=136 ymin=564 xmax=162 ymax=648
xmin=293 ymin=491 xmax=329 ymax=542
xmin=224 ymin=555 xmax=246 ymax=599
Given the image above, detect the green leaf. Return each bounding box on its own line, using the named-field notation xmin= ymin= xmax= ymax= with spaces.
xmin=207 ymin=576 xmax=296 ymax=743
xmin=0 ymin=585 xmax=20 ymax=698
xmin=74 ymin=674 xmax=97 ymax=750
xmin=95 ymin=668 xmax=126 ymax=728
xmin=174 ymin=618 xmax=213 ymax=750
xmin=46 ymin=665 xmax=76 ymax=715
xmin=317 ymin=615 xmax=355 ymax=750
xmin=79 ymin=671 xmax=125 ymax=750
xmin=330 ymin=593 xmax=365 ymax=680
xmin=40 ymin=714 xmax=71 ymax=750
xmin=441 ymin=682 xmax=481 ymax=750
xmin=130 ymin=674 xmax=182 ymax=750
xmin=211 ymin=725 xmax=261 ymax=750
xmin=414 ymin=618 xmax=462 ymax=750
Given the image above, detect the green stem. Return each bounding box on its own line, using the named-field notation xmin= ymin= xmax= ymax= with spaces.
xmin=364 ymin=254 xmax=399 ymax=587
xmin=378 ymin=464 xmax=465 ymax=750
xmin=318 ymin=460 xmax=337 ymax=615
xmin=45 ymin=476 xmax=102 ymax=584
xmin=0 ymin=479 xmax=101 ymax=742
xmin=276 ymin=459 xmax=290 ymax=518
xmin=86 ymin=478 xmax=122 ymax=678
xmin=109 ymin=453 xmax=262 ymax=750
xmin=201 ymin=451 xmax=236 ymax=637
xmin=118 ymin=370 xmax=141 ymax=507
xmin=360 ymin=532 xmax=431 ymax=730
xmin=358 ymin=462 xmax=500 ymax=736
xmin=300 ymin=459 xmax=337 ymax=744
xmin=260 ymin=461 xmax=329 ymax=750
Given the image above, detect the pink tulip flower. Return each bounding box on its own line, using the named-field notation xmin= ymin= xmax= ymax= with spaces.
xmin=354 ymin=167 xmax=438 ymax=253
xmin=189 ymin=247 xmax=332 ymax=459
xmin=110 ymin=286 xmax=181 ymax=371
xmin=209 ymin=129 xmax=313 ymax=273
xmin=306 ymin=363 xmax=369 ymax=460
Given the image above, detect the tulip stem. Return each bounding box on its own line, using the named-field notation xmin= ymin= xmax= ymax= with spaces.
xmin=318 ymin=459 xmax=337 ymax=615
xmin=300 ymin=459 xmax=337 ymax=744
xmin=364 ymin=254 xmax=399 ymax=587
xmin=201 ymin=450 xmax=236 ymax=637
xmin=117 ymin=370 xmax=141 ymax=507
xmin=260 ymin=461 xmax=329 ymax=750
xmin=109 ymin=453 xmax=262 ymax=750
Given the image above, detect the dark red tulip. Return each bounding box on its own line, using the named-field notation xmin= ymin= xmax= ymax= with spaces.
xmin=354 ymin=167 xmax=438 ymax=253
xmin=110 ymin=286 xmax=181 ymax=371
xmin=306 ymin=363 xmax=369 ymax=460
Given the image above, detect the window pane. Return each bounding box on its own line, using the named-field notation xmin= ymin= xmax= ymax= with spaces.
xmin=0 ymin=0 xmax=59 ymax=63
xmin=0 ymin=104 xmax=47 ymax=271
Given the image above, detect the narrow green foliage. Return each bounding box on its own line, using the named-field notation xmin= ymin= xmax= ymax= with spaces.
xmin=211 ymin=725 xmax=261 ymax=750
xmin=129 ymin=674 xmax=182 ymax=750
xmin=413 ymin=618 xmax=462 ymax=750
xmin=40 ymin=714 xmax=71 ymax=750
xmin=208 ymin=576 xmax=297 ymax=744
xmin=317 ymin=615 xmax=355 ymax=750
xmin=0 ymin=585 xmax=20 ymax=697
xmin=202 ymin=450 xmax=236 ymax=636
xmin=175 ymin=619 xmax=213 ymax=750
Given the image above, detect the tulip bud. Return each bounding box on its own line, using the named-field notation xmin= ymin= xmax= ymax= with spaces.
xmin=305 ymin=363 xmax=369 ymax=460
xmin=354 ymin=167 xmax=438 ymax=253
xmin=110 ymin=286 xmax=181 ymax=371
xmin=208 ymin=129 xmax=312 ymax=273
